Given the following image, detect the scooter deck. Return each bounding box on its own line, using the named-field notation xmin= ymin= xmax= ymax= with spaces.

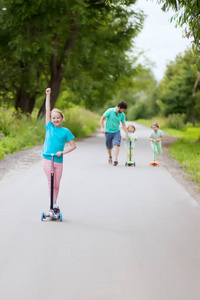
xmin=125 ymin=161 xmax=136 ymax=167
xmin=149 ymin=161 xmax=159 ymax=166
xmin=41 ymin=210 xmax=62 ymax=221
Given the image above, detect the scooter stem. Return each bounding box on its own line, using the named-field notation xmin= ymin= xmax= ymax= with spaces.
xmin=50 ymin=154 xmax=54 ymax=210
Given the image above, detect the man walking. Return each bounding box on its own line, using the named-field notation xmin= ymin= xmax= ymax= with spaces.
xmin=100 ymin=101 xmax=130 ymax=166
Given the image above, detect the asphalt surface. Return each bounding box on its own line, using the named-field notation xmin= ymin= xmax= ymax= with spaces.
xmin=1 ymin=123 xmax=200 ymax=300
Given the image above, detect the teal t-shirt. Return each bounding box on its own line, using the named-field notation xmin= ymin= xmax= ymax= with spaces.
xmin=103 ymin=107 xmax=125 ymax=133
xmin=42 ymin=121 xmax=75 ymax=163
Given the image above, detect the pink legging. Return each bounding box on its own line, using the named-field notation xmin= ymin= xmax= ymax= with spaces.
xmin=43 ymin=158 xmax=63 ymax=204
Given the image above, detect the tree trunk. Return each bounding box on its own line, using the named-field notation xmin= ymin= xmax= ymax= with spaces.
xmin=15 ymin=90 xmax=36 ymax=115
xmin=193 ymin=72 xmax=200 ymax=94
xmin=190 ymin=116 xmax=195 ymax=126
xmin=37 ymin=19 xmax=79 ymax=119
xmin=37 ymin=68 xmax=64 ymax=118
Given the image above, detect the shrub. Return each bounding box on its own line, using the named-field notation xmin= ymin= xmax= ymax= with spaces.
xmin=0 ymin=107 xmax=16 ymax=136
xmin=166 ymin=113 xmax=186 ymax=130
xmin=62 ymin=107 xmax=99 ymax=138
xmin=127 ymin=102 xmax=154 ymax=121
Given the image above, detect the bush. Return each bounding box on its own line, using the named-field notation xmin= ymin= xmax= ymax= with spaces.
xmin=0 ymin=107 xmax=16 ymax=136
xmin=62 ymin=107 xmax=99 ymax=138
xmin=166 ymin=113 xmax=186 ymax=130
xmin=127 ymin=102 xmax=153 ymax=120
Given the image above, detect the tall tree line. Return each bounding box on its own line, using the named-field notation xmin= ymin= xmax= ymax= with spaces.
xmin=0 ymin=0 xmax=144 ymax=116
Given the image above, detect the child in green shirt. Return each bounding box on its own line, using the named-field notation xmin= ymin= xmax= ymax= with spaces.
xmin=149 ymin=122 xmax=164 ymax=162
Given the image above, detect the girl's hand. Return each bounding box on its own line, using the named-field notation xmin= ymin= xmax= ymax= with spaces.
xmin=46 ymin=88 xmax=51 ymax=95
xmin=56 ymin=151 xmax=63 ymax=157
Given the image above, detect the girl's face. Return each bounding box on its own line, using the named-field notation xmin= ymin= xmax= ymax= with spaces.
xmin=51 ymin=112 xmax=63 ymax=127
xmin=128 ymin=126 xmax=135 ymax=133
xmin=152 ymin=125 xmax=158 ymax=132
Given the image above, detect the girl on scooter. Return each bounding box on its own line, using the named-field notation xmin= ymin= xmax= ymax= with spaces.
xmin=123 ymin=124 xmax=137 ymax=163
xmin=42 ymin=88 xmax=76 ymax=213
xmin=149 ymin=122 xmax=164 ymax=162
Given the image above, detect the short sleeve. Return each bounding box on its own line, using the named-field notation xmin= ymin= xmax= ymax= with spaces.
xmin=45 ymin=121 xmax=52 ymax=130
xmin=121 ymin=113 xmax=125 ymax=123
xmin=65 ymin=129 xmax=75 ymax=142
xmin=103 ymin=108 xmax=111 ymax=118
xmin=160 ymin=130 xmax=164 ymax=136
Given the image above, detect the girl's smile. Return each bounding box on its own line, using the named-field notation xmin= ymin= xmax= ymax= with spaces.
xmin=51 ymin=112 xmax=63 ymax=127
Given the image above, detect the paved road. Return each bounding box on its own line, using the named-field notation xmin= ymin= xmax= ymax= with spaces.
xmin=1 ymin=123 xmax=200 ymax=300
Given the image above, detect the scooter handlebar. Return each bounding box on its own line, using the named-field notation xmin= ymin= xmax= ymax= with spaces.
xmin=43 ymin=153 xmax=57 ymax=156
xmin=149 ymin=139 xmax=160 ymax=142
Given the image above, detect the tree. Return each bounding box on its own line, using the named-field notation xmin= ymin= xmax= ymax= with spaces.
xmin=0 ymin=0 xmax=145 ymax=116
xmin=157 ymin=0 xmax=200 ymax=51
xmin=158 ymin=49 xmax=200 ymax=124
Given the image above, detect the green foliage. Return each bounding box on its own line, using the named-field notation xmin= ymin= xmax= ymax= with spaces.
xmin=125 ymin=70 xmax=159 ymax=120
xmin=0 ymin=107 xmax=16 ymax=136
xmin=169 ymin=139 xmax=200 ymax=187
xmin=127 ymin=101 xmax=152 ymax=120
xmin=158 ymin=1 xmax=200 ymax=52
xmin=0 ymin=106 xmax=99 ymax=160
xmin=98 ymin=66 xmax=159 ymax=120
xmin=0 ymin=0 xmax=145 ymax=114
xmin=166 ymin=113 xmax=186 ymax=129
xmin=62 ymin=107 xmax=99 ymax=138
xmin=135 ymin=117 xmax=167 ymax=128
xmin=164 ymin=126 xmax=200 ymax=140
xmin=158 ymin=49 xmax=200 ymax=123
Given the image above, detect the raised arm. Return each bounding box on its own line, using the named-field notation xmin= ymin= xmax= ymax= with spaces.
xmin=45 ymin=88 xmax=51 ymax=126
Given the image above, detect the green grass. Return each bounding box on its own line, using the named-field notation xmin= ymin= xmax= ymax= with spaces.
xmin=137 ymin=117 xmax=200 ymax=188
xmin=169 ymin=139 xmax=200 ymax=185
xmin=163 ymin=127 xmax=200 ymax=140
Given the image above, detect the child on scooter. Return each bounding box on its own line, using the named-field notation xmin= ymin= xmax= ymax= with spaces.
xmin=42 ymin=88 xmax=76 ymax=213
xmin=149 ymin=122 xmax=164 ymax=162
xmin=123 ymin=124 xmax=137 ymax=162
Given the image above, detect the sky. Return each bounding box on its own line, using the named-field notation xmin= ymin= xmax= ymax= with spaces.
xmin=133 ymin=0 xmax=192 ymax=81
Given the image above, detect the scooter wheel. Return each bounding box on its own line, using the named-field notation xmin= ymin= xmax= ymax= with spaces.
xmin=59 ymin=212 xmax=62 ymax=222
xmin=41 ymin=212 xmax=45 ymax=221
xmin=134 ymin=162 xmax=136 ymax=167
